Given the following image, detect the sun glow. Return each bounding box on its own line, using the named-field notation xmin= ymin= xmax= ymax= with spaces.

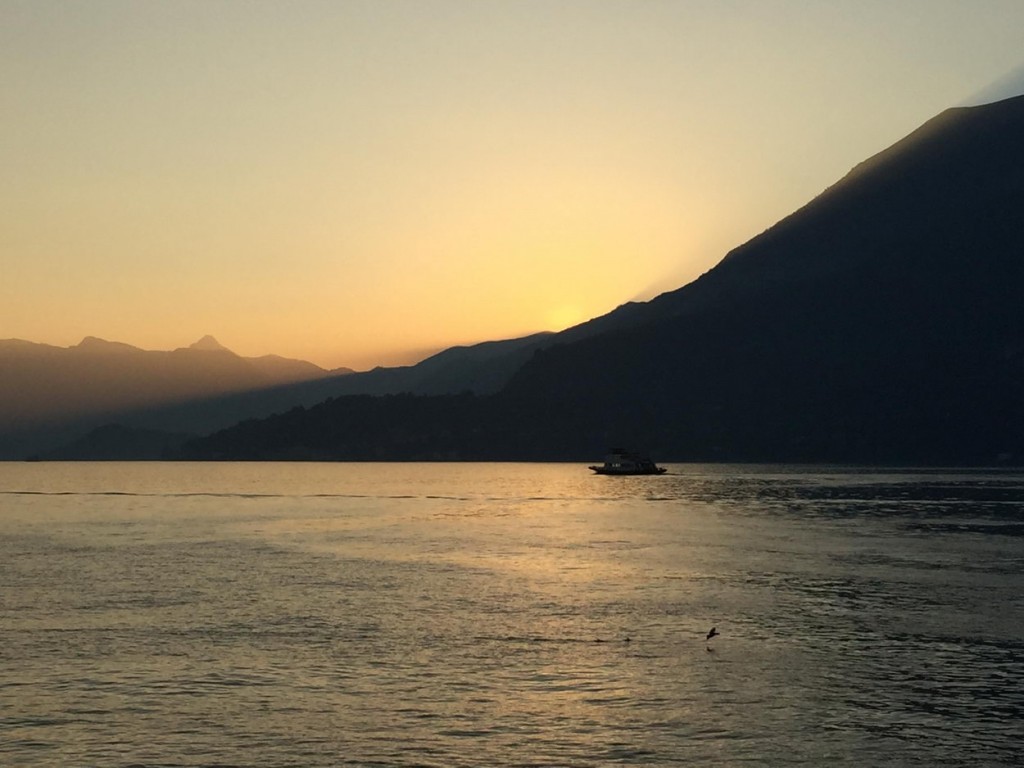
xmin=545 ymin=305 xmax=585 ymax=331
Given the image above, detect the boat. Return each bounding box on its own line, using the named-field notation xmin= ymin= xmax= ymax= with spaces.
xmin=588 ymin=449 xmax=667 ymax=475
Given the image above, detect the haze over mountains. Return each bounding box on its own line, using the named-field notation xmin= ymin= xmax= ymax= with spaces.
xmin=0 ymin=331 xmax=558 ymax=459
xmin=8 ymin=93 xmax=1024 ymax=463
xmin=0 ymin=336 xmax=345 ymax=458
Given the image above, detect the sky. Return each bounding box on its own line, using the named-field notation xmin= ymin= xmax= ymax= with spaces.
xmin=3 ymin=1 xmax=1024 ymax=371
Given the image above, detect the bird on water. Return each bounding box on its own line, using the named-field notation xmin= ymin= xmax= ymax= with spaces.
xmin=705 ymin=626 xmax=719 ymax=653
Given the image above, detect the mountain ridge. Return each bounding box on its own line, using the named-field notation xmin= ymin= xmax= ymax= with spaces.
xmin=1 ymin=332 xmax=562 ymax=459
xmin=12 ymin=94 xmax=1024 ymax=462
xmin=185 ymin=93 xmax=1024 ymax=464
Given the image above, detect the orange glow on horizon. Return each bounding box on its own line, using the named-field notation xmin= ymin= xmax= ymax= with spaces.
xmin=3 ymin=2 xmax=1022 ymax=370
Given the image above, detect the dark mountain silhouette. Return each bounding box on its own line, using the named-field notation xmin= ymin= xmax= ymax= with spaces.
xmin=502 ymin=94 xmax=1024 ymax=462
xmin=185 ymin=94 xmax=1024 ymax=464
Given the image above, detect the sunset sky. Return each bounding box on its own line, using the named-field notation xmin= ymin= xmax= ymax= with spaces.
xmin=3 ymin=1 xmax=1024 ymax=370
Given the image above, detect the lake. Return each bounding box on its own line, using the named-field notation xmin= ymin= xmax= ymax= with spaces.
xmin=1 ymin=462 xmax=1022 ymax=766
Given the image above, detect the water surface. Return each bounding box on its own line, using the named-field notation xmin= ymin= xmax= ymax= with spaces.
xmin=2 ymin=462 xmax=1022 ymax=766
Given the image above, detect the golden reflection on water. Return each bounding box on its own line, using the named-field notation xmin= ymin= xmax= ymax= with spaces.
xmin=244 ymin=479 xmax=713 ymax=597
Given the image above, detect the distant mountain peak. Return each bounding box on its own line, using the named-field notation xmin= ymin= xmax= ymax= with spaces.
xmin=76 ymin=336 xmax=114 ymax=347
xmin=189 ymin=335 xmax=230 ymax=352
xmin=74 ymin=336 xmax=143 ymax=353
